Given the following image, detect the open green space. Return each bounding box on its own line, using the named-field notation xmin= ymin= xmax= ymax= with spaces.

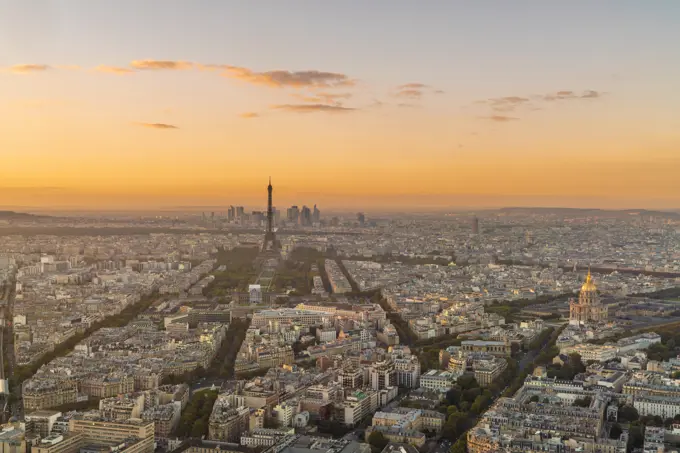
xmin=174 ymin=389 xmax=219 ymax=438
xmin=204 ymin=246 xmax=259 ymax=295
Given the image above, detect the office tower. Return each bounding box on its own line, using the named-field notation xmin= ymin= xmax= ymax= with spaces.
xmin=312 ymin=205 xmax=321 ymax=224
xmin=357 ymin=212 xmax=365 ymax=226
xmin=287 ymin=206 xmax=300 ymax=224
xmin=236 ymin=206 xmax=245 ymax=219
xmin=300 ymin=206 xmax=312 ymax=226
xmin=228 ymin=206 xmax=235 ymax=222
xmin=472 ymin=216 xmax=479 ymax=234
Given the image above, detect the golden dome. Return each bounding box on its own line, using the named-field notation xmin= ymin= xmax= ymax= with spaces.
xmin=581 ymin=270 xmax=597 ymax=292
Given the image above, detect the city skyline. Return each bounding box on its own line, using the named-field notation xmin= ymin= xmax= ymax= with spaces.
xmin=2 ymin=1 xmax=680 ymax=210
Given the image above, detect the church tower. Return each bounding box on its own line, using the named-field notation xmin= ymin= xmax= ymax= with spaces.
xmin=569 ymin=269 xmax=608 ymax=325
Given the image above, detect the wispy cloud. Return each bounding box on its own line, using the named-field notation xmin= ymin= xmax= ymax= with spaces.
xmin=485 ymin=96 xmax=531 ymax=112
xmin=474 ymin=89 xmax=605 ymax=118
xmin=271 ymin=104 xmax=356 ymax=113
xmin=137 ymin=122 xmax=178 ymax=129
xmin=395 ymin=89 xmax=424 ymax=99
xmin=542 ymin=90 xmax=602 ymax=101
xmin=393 ymin=82 xmax=442 ymax=100
xmin=239 ymin=112 xmax=260 ymax=119
xmin=291 ymin=92 xmax=352 ymax=105
xmin=130 ymin=60 xmax=193 ymax=70
xmin=8 ymin=64 xmax=50 ymax=74
xmin=581 ymin=90 xmax=601 ymax=99
xmin=213 ymin=66 xmax=354 ymax=88
xmin=481 ymin=115 xmax=519 ymax=122
xmin=95 ymin=65 xmax=135 ymax=75
xmin=397 ymin=83 xmax=429 ymax=90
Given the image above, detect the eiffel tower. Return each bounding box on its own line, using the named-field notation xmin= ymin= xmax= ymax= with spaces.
xmin=262 ymin=177 xmax=279 ymax=252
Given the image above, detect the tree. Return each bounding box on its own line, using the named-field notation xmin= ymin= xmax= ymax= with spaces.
xmin=446 ymin=387 xmax=462 ymax=406
xmin=628 ymin=423 xmax=644 ymax=449
xmin=618 ymin=405 xmax=639 ymax=423
xmin=609 ymin=423 xmax=623 ymax=440
xmin=441 ymin=415 xmax=460 ymax=442
xmin=450 ymin=437 xmax=467 ymax=453
xmin=573 ymin=396 xmax=592 ymax=408
xmin=457 ymin=375 xmax=479 ymax=391
xmin=368 ymin=431 xmax=388 ymax=452
xmin=529 ymin=395 xmax=540 ymax=403
xmin=191 ymin=419 xmax=206 ymax=438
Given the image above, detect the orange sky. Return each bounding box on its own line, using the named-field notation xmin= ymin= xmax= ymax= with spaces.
xmin=1 ymin=2 xmax=679 ymax=211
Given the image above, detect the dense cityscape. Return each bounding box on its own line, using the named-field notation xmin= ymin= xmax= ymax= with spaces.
xmin=0 ymin=180 xmax=678 ymax=453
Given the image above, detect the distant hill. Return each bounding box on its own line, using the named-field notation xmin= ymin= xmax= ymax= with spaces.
xmin=498 ymin=207 xmax=680 ymax=219
xmin=0 ymin=210 xmax=49 ymax=220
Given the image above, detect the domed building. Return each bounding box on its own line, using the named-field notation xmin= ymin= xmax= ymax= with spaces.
xmin=569 ymin=270 xmax=607 ymax=325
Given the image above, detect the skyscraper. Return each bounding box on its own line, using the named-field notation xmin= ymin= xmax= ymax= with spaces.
xmin=287 ymin=206 xmax=300 ymax=224
xmin=300 ymin=206 xmax=312 ymax=226
xmin=312 ymin=205 xmax=321 ymax=224
xmin=357 ymin=212 xmax=365 ymax=226
xmin=472 ymin=216 xmax=479 ymax=235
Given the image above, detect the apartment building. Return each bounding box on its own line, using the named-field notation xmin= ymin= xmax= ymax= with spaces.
xmin=23 ymin=380 xmax=78 ymax=411
xmin=68 ymin=417 xmax=155 ymax=453
xmin=32 ymin=433 xmax=84 ymax=453
xmin=141 ymin=403 xmax=181 ymax=439
xmin=419 ymin=370 xmax=457 ymax=392
xmin=369 ymin=360 xmax=397 ymax=390
xmin=460 ymin=340 xmax=512 ymax=357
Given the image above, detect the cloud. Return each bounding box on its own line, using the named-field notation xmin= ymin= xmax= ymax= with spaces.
xmin=212 ymin=66 xmax=354 ymax=88
xmin=94 ymin=65 xmax=135 ymax=75
xmin=137 ymin=122 xmax=178 ymax=129
xmin=395 ymin=89 xmax=423 ymax=99
xmin=291 ymin=92 xmax=352 ymax=105
xmin=8 ymin=64 xmax=50 ymax=74
xmin=481 ymin=115 xmax=519 ymax=122
xmin=393 ymin=82 xmax=441 ymax=99
xmin=543 ymin=90 xmax=604 ymax=101
xmin=239 ymin=112 xmax=260 ymax=119
xmin=581 ymin=90 xmax=601 ymax=99
xmin=130 ymin=60 xmax=193 ymax=70
xmin=270 ymin=104 xmax=356 ymax=113
xmin=475 ymin=89 xmax=604 ymax=116
xmin=397 ymin=83 xmax=428 ymax=90
xmin=543 ymin=90 xmax=576 ymax=101
xmin=486 ymin=96 xmax=531 ymax=112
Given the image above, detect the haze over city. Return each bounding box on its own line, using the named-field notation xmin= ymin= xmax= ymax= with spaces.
xmin=2 ymin=1 xmax=679 ymax=211
xmin=4 ymin=4 xmax=680 ymax=453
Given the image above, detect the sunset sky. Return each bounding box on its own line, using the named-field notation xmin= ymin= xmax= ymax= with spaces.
xmin=1 ymin=1 xmax=679 ymax=211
